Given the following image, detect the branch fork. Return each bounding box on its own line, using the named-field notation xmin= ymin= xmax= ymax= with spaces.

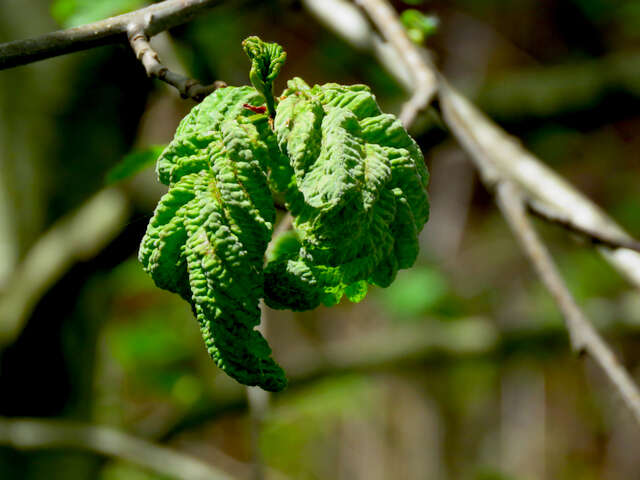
xmin=354 ymin=0 xmax=640 ymax=427
xmin=127 ymin=18 xmax=225 ymax=102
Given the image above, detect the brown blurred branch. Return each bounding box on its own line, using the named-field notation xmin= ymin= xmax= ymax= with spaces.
xmin=353 ymin=0 xmax=437 ymax=126
xmin=0 ymin=417 xmax=234 ymax=480
xmin=528 ymin=200 xmax=640 ymax=253
xmin=0 ymin=0 xmax=223 ymax=70
xmin=306 ymin=0 xmax=640 ymax=289
xmin=349 ymin=0 xmax=640 ymax=427
xmin=496 ymin=182 xmax=640 ymax=426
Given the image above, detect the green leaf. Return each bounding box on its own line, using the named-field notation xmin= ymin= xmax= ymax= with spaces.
xmin=140 ymin=88 xmax=287 ymax=391
xmin=139 ymin=37 xmax=430 ymax=391
xmin=106 ymin=145 xmax=165 ymax=184
xmin=242 ymin=36 xmax=287 ymax=117
xmin=265 ymin=80 xmax=429 ymax=311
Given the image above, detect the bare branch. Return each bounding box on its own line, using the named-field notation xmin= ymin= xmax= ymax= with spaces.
xmin=354 ymin=0 xmax=438 ymax=126
xmin=436 ymin=81 xmax=640 ymax=288
xmin=0 ymin=417 xmax=234 ymax=480
xmin=527 ymin=200 xmax=640 ymax=253
xmin=0 ymin=0 xmax=223 ymax=70
xmin=496 ymin=182 xmax=640 ymax=426
xmin=127 ymin=23 xmax=225 ymax=101
xmin=341 ymin=0 xmax=640 ymax=290
xmin=347 ymin=0 xmax=640 ymax=428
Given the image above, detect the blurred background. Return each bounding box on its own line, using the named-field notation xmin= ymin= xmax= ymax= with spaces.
xmin=1 ymin=0 xmax=640 ymax=479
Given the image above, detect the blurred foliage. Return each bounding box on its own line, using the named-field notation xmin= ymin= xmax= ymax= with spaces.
xmin=51 ymin=0 xmax=146 ymax=27
xmin=106 ymin=145 xmax=165 ymax=184
xmin=401 ymin=9 xmax=439 ymax=45
xmin=261 ymin=376 xmax=378 ymax=478
xmin=375 ymin=266 xmax=450 ymax=318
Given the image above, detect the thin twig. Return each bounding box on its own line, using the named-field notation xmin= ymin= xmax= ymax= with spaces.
xmin=0 ymin=417 xmax=233 ymax=480
xmin=127 ymin=22 xmax=225 ymax=101
xmin=310 ymin=0 xmax=640 ymax=289
xmin=349 ymin=0 xmax=640 ymax=428
xmin=245 ymin=212 xmax=293 ymax=480
xmin=0 ymin=0 xmax=223 ymax=70
xmin=527 ymin=200 xmax=640 ymax=253
xmin=495 ymin=182 xmax=640 ymax=426
xmin=436 ymin=80 xmax=640 ymax=288
xmin=245 ymin=304 xmax=270 ymax=480
xmin=355 ymin=0 xmax=438 ymax=126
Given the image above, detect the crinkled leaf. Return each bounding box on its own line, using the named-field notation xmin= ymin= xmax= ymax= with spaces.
xmin=242 ymin=36 xmax=286 ymax=117
xmin=265 ymin=79 xmax=429 ymax=310
xmin=140 ymin=86 xmax=287 ymax=391
xmin=140 ymin=37 xmax=429 ymax=391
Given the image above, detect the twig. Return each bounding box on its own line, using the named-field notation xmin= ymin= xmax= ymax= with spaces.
xmin=161 ymin=313 xmax=640 ymax=439
xmin=354 ymin=0 xmax=438 ymax=126
xmin=0 ymin=417 xmax=233 ymax=480
xmin=0 ymin=0 xmax=223 ymax=70
xmin=527 ymin=200 xmax=640 ymax=253
xmin=127 ymin=22 xmax=225 ymax=101
xmin=245 ymin=303 xmax=270 ymax=480
xmin=349 ymin=0 xmax=640 ymax=427
xmin=495 ymin=182 xmax=640 ymax=426
xmin=0 ymin=0 xmax=226 ymax=101
xmin=341 ymin=0 xmax=640 ymax=289
xmin=436 ymin=80 xmax=640 ymax=288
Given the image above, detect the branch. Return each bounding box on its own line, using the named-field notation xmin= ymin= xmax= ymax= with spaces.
xmin=436 ymin=82 xmax=640 ymax=288
xmin=0 ymin=0 xmax=223 ymax=70
xmin=334 ymin=0 xmax=640 ymax=290
xmin=0 ymin=417 xmax=233 ymax=480
xmin=127 ymin=23 xmax=226 ymax=101
xmin=495 ymin=182 xmax=640 ymax=426
xmin=160 ymin=315 xmax=640 ymax=440
xmin=348 ymin=0 xmax=640 ymax=427
xmin=354 ymin=0 xmax=437 ymax=126
xmin=527 ymin=200 xmax=640 ymax=253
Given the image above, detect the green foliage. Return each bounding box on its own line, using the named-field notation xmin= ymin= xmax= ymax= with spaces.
xmin=51 ymin=0 xmax=145 ymax=28
xmin=139 ymin=37 xmax=430 ymax=391
xmin=261 ymin=376 xmax=377 ymax=478
xmin=377 ymin=266 xmax=448 ymax=317
xmin=400 ymin=9 xmax=439 ymax=45
xmin=106 ymin=145 xmax=165 ymax=184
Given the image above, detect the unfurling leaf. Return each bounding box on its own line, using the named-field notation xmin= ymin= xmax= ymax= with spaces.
xmin=139 ymin=37 xmax=430 ymax=391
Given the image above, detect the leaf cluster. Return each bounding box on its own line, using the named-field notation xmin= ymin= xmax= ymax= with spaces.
xmin=139 ymin=37 xmax=430 ymax=391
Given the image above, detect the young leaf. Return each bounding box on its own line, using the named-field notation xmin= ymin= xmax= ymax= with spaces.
xmin=139 ymin=37 xmax=430 ymax=391
xmin=242 ymin=36 xmax=287 ymax=117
